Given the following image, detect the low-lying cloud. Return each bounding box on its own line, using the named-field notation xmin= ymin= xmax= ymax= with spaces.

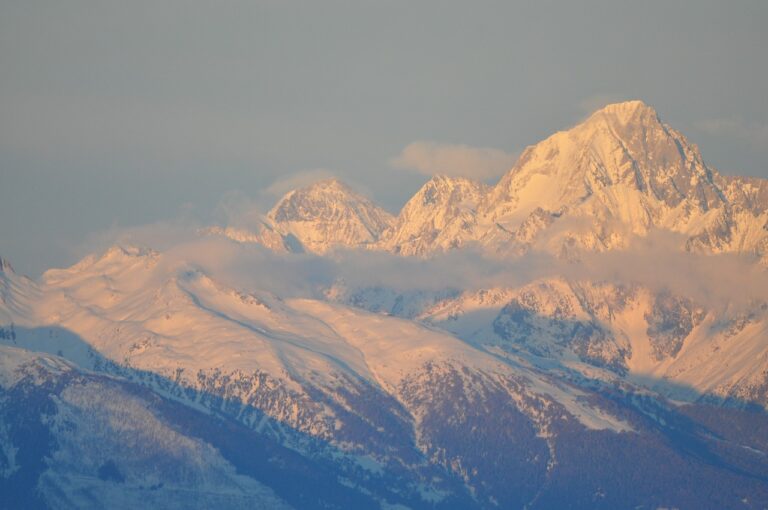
xmin=564 ymin=232 xmax=768 ymax=313
xmin=74 ymin=218 xmax=768 ymax=316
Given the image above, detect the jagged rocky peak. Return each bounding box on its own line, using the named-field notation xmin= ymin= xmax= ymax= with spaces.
xmin=267 ymin=178 xmax=395 ymax=253
xmin=581 ymin=100 xmax=718 ymax=202
xmin=392 ymin=174 xmax=488 ymax=233
xmin=270 ymin=179 xmax=355 ymax=220
xmin=381 ymin=175 xmax=489 ymax=255
xmin=404 ymin=175 xmax=488 ymax=211
xmin=375 ymin=100 xmax=766 ymax=258
xmin=483 ymin=100 xmax=726 ymax=231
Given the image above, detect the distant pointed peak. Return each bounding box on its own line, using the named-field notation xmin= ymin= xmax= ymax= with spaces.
xmin=268 ymin=176 xmax=394 ymax=233
xmin=406 ymin=174 xmax=488 ymax=210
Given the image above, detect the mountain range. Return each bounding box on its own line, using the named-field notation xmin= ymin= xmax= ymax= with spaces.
xmin=208 ymin=100 xmax=768 ymax=262
xmin=2 ymin=101 xmax=768 ymax=509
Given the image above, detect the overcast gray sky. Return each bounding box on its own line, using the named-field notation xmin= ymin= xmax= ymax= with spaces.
xmin=1 ymin=0 xmax=767 ymax=276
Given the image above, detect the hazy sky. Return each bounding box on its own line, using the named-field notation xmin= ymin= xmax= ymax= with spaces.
xmin=1 ymin=0 xmax=767 ymax=276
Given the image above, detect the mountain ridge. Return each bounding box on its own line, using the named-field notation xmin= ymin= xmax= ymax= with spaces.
xmin=3 ymin=243 xmax=768 ymax=508
xmin=204 ymin=100 xmax=768 ymax=262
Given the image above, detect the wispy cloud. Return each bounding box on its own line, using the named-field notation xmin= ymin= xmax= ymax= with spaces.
xmin=72 ymin=211 xmax=768 ymax=313
xmin=328 ymin=237 xmax=768 ymax=312
xmin=111 ymin=230 xmax=768 ymax=312
xmin=391 ymin=141 xmax=517 ymax=181
xmin=562 ymin=231 xmax=768 ymax=312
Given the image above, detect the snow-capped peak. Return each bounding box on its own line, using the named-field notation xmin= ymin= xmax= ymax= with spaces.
xmin=405 ymin=175 xmax=488 ymax=208
xmin=380 ymin=175 xmax=489 ymax=255
xmin=586 ymin=99 xmax=660 ymax=128
xmin=472 ymin=100 xmax=739 ymax=255
xmin=268 ymin=178 xmax=383 ymax=222
xmin=267 ymin=178 xmax=395 ymax=253
xmin=487 ymin=99 xmax=714 ymax=209
xmin=191 ymin=100 xmax=768 ymax=263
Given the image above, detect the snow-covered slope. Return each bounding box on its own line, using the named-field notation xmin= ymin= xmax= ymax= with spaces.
xmin=4 ymin=247 xmax=768 ymax=509
xmin=406 ymin=278 xmax=768 ymax=409
xmin=2 ymin=245 xmax=635 ymax=435
xmin=7 ymin=244 xmax=748 ymax=508
xmin=0 ymin=345 xmax=296 ymax=510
